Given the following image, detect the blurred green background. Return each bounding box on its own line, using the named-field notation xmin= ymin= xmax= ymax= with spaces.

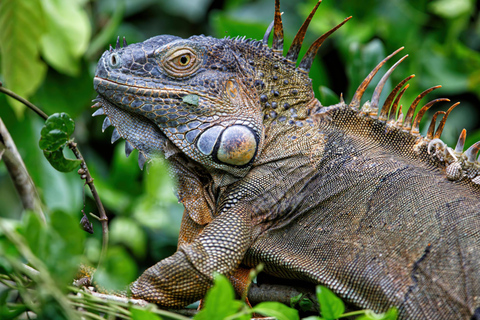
xmin=0 ymin=0 xmax=479 ymax=296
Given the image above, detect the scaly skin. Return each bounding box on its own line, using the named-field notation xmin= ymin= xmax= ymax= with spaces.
xmin=92 ymin=1 xmax=480 ymax=319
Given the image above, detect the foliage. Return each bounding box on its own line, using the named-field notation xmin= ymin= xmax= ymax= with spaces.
xmin=39 ymin=113 xmax=82 ymax=172
xmin=0 ymin=0 xmax=479 ymax=319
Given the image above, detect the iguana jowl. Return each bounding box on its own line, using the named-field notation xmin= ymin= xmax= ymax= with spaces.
xmin=92 ymin=1 xmax=480 ymax=319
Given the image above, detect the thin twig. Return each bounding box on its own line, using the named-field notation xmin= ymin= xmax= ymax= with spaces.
xmin=0 ymin=82 xmax=48 ymax=120
xmin=68 ymin=141 xmax=109 ymax=267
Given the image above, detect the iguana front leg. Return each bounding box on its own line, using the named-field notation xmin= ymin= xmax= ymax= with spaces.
xmin=130 ymin=205 xmax=252 ymax=307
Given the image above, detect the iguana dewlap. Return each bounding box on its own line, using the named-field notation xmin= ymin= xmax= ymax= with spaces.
xmin=92 ymin=1 xmax=480 ymax=319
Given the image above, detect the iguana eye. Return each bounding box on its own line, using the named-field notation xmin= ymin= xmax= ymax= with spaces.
xmin=162 ymin=48 xmax=200 ymax=77
xmin=177 ymin=54 xmax=190 ymax=66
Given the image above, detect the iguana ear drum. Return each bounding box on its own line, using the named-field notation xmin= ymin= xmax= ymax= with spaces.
xmin=196 ymin=125 xmax=257 ymax=166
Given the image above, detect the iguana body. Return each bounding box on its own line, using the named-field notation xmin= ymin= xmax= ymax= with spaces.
xmin=92 ymin=1 xmax=480 ymax=319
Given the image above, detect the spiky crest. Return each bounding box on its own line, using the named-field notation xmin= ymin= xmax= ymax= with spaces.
xmin=345 ymin=45 xmax=479 ymax=186
xmin=93 ymin=0 xmax=480 ymax=181
xmin=272 ymin=0 xmax=283 ymax=53
xmin=285 ymin=0 xmax=321 ymax=62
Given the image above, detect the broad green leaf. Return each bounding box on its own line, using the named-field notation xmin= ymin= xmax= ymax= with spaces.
xmin=39 ymin=113 xmax=76 ymax=151
xmin=42 ymin=150 xmax=81 ymax=173
xmin=0 ymin=0 xmax=47 ymax=117
xmin=130 ymin=307 xmax=162 ymax=320
xmin=39 ymin=113 xmax=81 ymax=172
xmin=316 ymin=286 xmax=345 ymax=320
xmin=252 ymin=301 xmax=299 ymax=320
xmin=40 ymin=0 xmax=91 ymax=76
xmin=194 ymin=274 xmax=241 ymax=320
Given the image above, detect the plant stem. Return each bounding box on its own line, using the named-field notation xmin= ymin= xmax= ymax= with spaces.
xmin=68 ymin=141 xmax=109 ymax=268
xmin=339 ymin=310 xmax=366 ymax=318
xmin=0 ymin=82 xmax=48 ymax=120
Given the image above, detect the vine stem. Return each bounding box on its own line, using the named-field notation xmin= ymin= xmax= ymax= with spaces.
xmin=0 ymin=83 xmax=48 ymax=120
xmin=69 ymin=141 xmax=109 ymax=267
xmin=0 ymin=81 xmax=109 ymax=270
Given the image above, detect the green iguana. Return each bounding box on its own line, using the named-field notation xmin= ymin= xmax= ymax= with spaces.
xmin=91 ymin=1 xmax=480 ymax=318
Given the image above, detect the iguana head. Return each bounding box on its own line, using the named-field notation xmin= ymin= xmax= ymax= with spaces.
xmin=93 ymin=34 xmax=266 ymax=175
xmin=92 ymin=0 xmax=349 ymax=176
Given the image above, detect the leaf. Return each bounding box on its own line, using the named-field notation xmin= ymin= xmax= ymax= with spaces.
xmin=182 ymin=94 xmax=199 ymax=106
xmin=194 ymin=274 xmax=241 ymax=320
xmin=39 ymin=113 xmax=81 ymax=172
xmin=39 ymin=0 xmax=91 ymax=76
xmin=428 ymin=0 xmax=472 ymax=19
xmin=39 ymin=113 xmax=75 ymax=151
xmin=316 ymin=286 xmax=345 ymax=320
xmin=357 ymin=308 xmax=398 ymax=320
xmin=0 ymin=0 xmax=47 ymax=116
xmin=252 ymin=301 xmax=299 ymax=320
xmin=130 ymin=307 xmax=162 ymax=320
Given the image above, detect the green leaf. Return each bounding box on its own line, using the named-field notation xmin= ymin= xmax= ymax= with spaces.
xmin=39 ymin=113 xmax=76 ymax=151
xmin=182 ymin=94 xmax=199 ymax=106
xmin=428 ymin=0 xmax=472 ymax=19
xmin=43 ymin=150 xmax=81 ymax=173
xmin=39 ymin=113 xmax=81 ymax=172
xmin=290 ymin=293 xmax=302 ymax=307
xmin=0 ymin=0 xmax=47 ymax=117
xmin=252 ymin=301 xmax=299 ymax=320
xmin=194 ymin=274 xmax=241 ymax=320
xmin=316 ymin=286 xmax=345 ymax=320
xmin=0 ymin=303 xmax=28 ymax=320
xmin=357 ymin=308 xmax=398 ymax=320
xmin=39 ymin=0 xmax=91 ymax=76
xmin=130 ymin=307 xmax=163 ymax=320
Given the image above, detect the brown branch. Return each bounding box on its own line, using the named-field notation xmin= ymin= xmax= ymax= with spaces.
xmin=68 ymin=141 xmax=109 ymax=266
xmin=0 ymin=82 xmax=109 ymax=270
xmin=0 ymin=83 xmax=48 ymax=120
xmin=248 ymin=283 xmax=319 ymax=313
xmin=0 ymin=116 xmax=45 ymax=223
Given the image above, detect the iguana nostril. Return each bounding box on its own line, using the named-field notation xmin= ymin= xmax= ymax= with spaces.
xmin=109 ymin=53 xmax=121 ymax=68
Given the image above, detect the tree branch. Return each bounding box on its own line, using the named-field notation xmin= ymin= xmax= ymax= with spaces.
xmin=0 ymin=116 xmax=45 ymax=223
